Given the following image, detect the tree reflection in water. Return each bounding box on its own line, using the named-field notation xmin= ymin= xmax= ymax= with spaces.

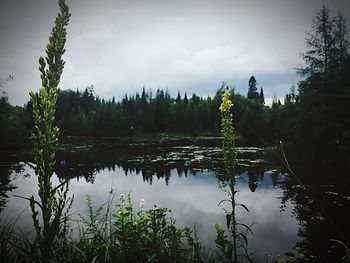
xmin=280 ymin=165 xmax=350 ymax=263
xmin=54 ymin=146 xmax=277 ymax=188
xmin=0 ymin=162 xmax=24 ymax=213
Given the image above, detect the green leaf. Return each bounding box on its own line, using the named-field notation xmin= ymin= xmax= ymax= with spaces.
xmin=238 ymin=203 xmax=249 ymax=213
xmin=237 ymin=223 xmax=254 ymax=236
xmin=239 ymin=233 xmax=248 ymax=245
xmin=13 ymin=194 xmax=43 ymax=210
xmin=226 ymin=214 xmax=231 ymax=229
xmin=284 ymin=252 xmax=295 ymax=257
xmin=218 ymin=199 xmax=231 ymax=207
xmin=214 ymin=223 xmax=224 ymax=234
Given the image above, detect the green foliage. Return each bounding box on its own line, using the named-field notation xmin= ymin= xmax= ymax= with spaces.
xmin=247 ymin=76 xmax=259 ymax=101
xmin=52 ymin=87 xmax=218 ymax=136
xmin=1 ymin=193 xmax=212 ymax=262
xmin=299 ymin=5 xmax=335 ymax=77
xmin=62 ymin=193 xmax=211 ymax=263
xmin=5 ymin=75 xmax=298 ymax=148
xmin=259 ymin=87 xmax=265 ymax=105
xmin=294 ymin=5 xmax=350 ymax=158
xmin=0 ymin=219 xmax=16 ymax=262
xmin=0 ymin=97 xmax=31 ymax=152
xmin=44 ymin=85 xmax=275 ymax=145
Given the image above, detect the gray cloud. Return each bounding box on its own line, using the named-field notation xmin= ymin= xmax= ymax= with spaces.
xmin=1 ymin=0 xmax=350 ymax=105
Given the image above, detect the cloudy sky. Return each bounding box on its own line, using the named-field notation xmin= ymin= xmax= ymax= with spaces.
xmin=1 ymin=0 xmax=349 ymax=105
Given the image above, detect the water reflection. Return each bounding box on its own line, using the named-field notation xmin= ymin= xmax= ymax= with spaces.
xmin=1 ymin=143 xmax=300 ymax=262
xmin=280 ymin=175 xmax=350 ymax=262
xmin=0 ymin=162 xmax=25 ymax=213
xmin=54 ymin=145 xmax=272 ymax=187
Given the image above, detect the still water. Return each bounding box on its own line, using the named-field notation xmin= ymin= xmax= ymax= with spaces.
xmin=1 ymin=138 xmax=349 ymax=262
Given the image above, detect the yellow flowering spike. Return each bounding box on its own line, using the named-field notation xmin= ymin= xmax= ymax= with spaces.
xmin=219 ymin=90 xmax=233 ymax=112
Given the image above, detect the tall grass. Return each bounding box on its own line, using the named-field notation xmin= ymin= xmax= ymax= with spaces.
xmin=0 ymin=219 xmax=15 ymax=262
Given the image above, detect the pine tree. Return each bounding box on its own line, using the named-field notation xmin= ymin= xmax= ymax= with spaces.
xmin=141 ymin=86 xmax=147 ymax=100
xmin=140 ymin=86 xmax=147 ymax=110
xmin=297 ymin=5 xmax=350 ymax=152
xmin=299 ymin=5 xmax=334 ymax=77
xmin=259 ymin=87 xmax=265 ymax=104
xmin=333 ymin=12 xmax=349 ymax=71
xmin=247 ymin=76 xmax=259 ymax=100
xmin=176 ymin=91 xmax=181 ymax=103
xmin=184 ymin=92 xmax=188 ymax=104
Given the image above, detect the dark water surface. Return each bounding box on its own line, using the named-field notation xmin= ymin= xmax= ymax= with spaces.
xmin=1 ymin=137 xmax=349 ymax=262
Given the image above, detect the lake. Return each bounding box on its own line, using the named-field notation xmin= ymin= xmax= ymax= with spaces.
xmin=1 ymin=137 xmax=349 ymax=262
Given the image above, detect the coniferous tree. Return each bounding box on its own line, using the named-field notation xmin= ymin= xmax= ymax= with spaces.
xmin=247 ymin=76 xmax=259 ymax=100
xmin=299 ymin=5 xmax=334 ymax=78
xmin=176 ymin=91 xmax=181 ymax=103
xmin=296 ymin=5 xmax=350 ymax=155
xmin=183 ymin=92 xmax=188 ymax=104
xmin=259 ymin=87 xmax=265 ymax=104
xmin=138 ymin=87 xmax=148 ymax=116
xmin=333 ymin=12 xmax=349 ymax=69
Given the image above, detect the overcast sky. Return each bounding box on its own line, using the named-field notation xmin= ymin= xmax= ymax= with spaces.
xmin=1 ymin=0 xmax=350 ymax=105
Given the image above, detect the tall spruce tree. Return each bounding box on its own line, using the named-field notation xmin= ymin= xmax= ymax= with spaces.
xmin=333 ymin=12 xmax=349 ymax=72
xmin=247 ymin=76 xmax=259 ymax=100
xmin=176 ymin=91 xmax=181 ymax=103
xmin=299 ymin=5 xmax=335 ymax=78
xmin=259 ymin=87 xmax=265 ymax=104
xmin=297 ymin=5 xmax=350 ymax=154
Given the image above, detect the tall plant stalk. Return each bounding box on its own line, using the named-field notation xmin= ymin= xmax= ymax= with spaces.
xmin=215 ymin=89 xmax=253 ymax=263
xmin=220 ymin=89 xmax=238 ymax=262
xmin=26 ymin=0 xmax=71 ymax=261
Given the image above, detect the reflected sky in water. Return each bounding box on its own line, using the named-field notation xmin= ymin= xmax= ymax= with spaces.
xmin=2 ymin=163 xmax=299 ymax=261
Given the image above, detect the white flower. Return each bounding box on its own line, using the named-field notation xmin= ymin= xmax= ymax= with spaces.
xmin=140 ymin=198 xmax=145 ymax=210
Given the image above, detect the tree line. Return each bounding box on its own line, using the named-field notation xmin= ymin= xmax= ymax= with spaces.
xmin=51 ymin=84 xmax=269 ymax=140
xmin=0 ymin=80 xmax=276 ymax=149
